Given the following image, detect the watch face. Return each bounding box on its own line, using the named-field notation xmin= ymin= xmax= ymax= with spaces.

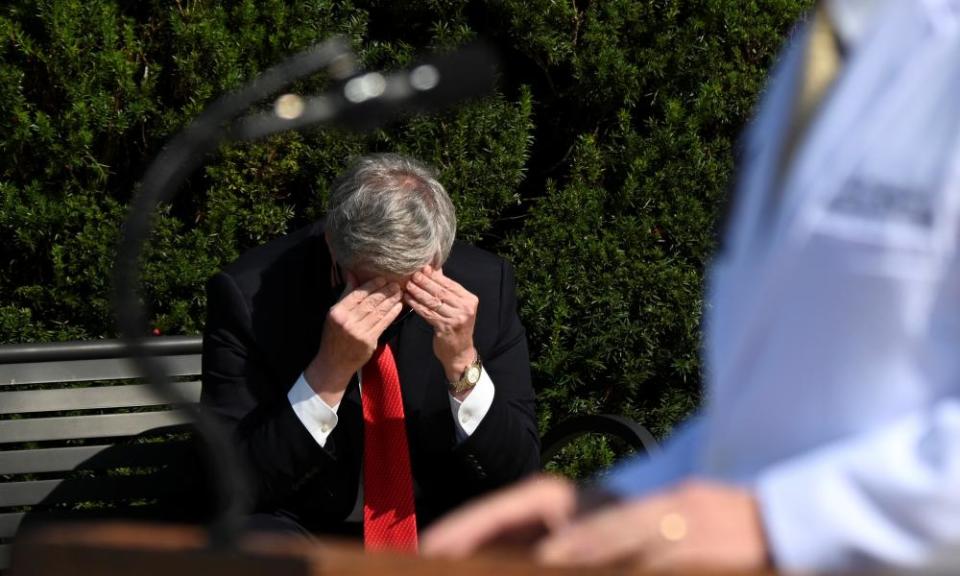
xmin=466 ymin=364 xmax=481 ymax=384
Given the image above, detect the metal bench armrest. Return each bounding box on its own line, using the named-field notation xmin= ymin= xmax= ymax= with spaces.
xmin=540 ymin=414 xmax=660 ymax=468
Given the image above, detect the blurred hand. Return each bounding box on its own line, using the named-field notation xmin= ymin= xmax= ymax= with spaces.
xmin=421 ymin=474 xmax=578 ymax=558
xmin=537 ymin=480 xmax=769 ymax=572
xmin=306 ymin=274 xmax=403 ymax=406
xmin=404 ymin=266 xmax=479 ymax=385
xmin=424 ymin=477 xmax=770 ymax=573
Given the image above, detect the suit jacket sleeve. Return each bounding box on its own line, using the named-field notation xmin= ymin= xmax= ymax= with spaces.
xmin=201 ymin=271 xmax=356 ymax=520
xmin=448 ymin=258 xmax=540 ymax=492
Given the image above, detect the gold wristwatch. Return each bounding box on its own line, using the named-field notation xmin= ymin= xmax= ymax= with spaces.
xmin=449 ymin=354 xmax=482 ymax=395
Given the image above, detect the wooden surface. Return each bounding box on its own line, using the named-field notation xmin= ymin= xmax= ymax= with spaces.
xmin=6 ymin=521 xmax=767 ymax=576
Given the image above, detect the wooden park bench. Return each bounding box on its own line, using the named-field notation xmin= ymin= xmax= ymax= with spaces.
xmin=0 ymin=336 xmax=659 ymax=572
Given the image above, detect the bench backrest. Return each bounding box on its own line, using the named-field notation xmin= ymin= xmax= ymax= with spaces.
xmin=0 ymin=336 xmax=205 ymax=571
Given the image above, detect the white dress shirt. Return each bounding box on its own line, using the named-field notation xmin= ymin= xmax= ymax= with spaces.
xmin=288 ymin=359 xmax=496 ymax=523
xmin=288 ymin=365 xmax=495 ymax=448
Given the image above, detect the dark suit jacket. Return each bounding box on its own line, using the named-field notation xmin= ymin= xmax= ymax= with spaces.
xmin=201 ymin=221 xmax=539 ymax=535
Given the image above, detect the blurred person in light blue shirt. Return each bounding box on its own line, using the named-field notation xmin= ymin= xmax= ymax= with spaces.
xmin=422 ymin=0 xmax=960 ymax=571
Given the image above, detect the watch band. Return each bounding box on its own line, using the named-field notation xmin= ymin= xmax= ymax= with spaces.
xmin=448 ymin=354 xmax=482 ymax=395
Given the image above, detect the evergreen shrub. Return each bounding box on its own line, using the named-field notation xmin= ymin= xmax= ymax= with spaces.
xmin=1 ymin=1 xmax=811 ymax=472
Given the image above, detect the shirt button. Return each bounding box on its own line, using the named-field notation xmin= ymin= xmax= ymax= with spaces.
xmin=320 ymin=423 xmax=332 ymax=433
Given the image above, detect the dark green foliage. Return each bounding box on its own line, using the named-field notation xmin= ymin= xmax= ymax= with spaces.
xmin=501 ymin=0 xmax=811 ymax=440
xmin=0 ymin=1 xmax=811 ymax=467
xmin=544 ymin=434 xmax=641 ymax=482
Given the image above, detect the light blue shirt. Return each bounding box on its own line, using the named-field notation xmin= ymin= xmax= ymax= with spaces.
xmin=604 ymin=0 xmax=960 ymax=570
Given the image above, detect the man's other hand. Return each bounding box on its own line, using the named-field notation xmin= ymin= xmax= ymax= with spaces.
xmin=305 ymin=275 xmax=403 ymax=406
xmin=423 ymin=476 xmax=770 ymax=573
xmin=536 ymin=480 xmax=770 ymax=572
xmin=421 ymin=474 xmax=578 ymax=558
xmin=404 ymin=266 xmax=480 ymax=384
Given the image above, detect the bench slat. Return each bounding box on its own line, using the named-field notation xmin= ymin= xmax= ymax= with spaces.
xmin=0 ymin=513 xmax=24 ymax=539
xmin=0 ymin=441 xmax=194 ymax=475
xmin=0 ymin=355 xmax=201 ymax=386
xmin=0 ymin=381 xmax=201 ymax=415
xmin=0 ymin=337 xmax=201 ymax=364
xmin=0 ymin=474 xmax=181 ymax=507
xmin=0 ymin=446 xmax=110 ymax=476
xmin=0 ymin=479 xmax=60 ymax=508
xmin=0 ymin=411 xmax=192 ymax=444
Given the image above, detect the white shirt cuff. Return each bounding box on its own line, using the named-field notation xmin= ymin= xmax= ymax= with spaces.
xmin=288 ymin=372 xmax=340 ymax=448
xmin=754 ymin=406 xmax=960 ymax=571
xmin=448 ymin=367 xmax=495 ymax=441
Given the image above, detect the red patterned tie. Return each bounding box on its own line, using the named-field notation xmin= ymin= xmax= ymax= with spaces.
xmin=361 ymin=343 xmax=418 ymax=552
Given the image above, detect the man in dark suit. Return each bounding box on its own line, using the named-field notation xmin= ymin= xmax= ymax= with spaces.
xmin=201 ymin=153 xmax=539 ymax=550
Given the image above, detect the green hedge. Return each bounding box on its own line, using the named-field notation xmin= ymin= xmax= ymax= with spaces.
xmin=0 ymin=1 xmax=810 ymax=448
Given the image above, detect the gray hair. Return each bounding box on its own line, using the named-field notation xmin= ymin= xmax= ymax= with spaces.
xmin=325 ymin=153 xmax=457 ymax=276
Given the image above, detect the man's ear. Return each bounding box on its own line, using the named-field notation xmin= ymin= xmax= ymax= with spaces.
xmin=344 ymin=269 xmax=358 ymax=291
xmin=324 ymin=230 xmax=336 ymax=261
xmin=324 ymin=230 xmax=344 ymax=287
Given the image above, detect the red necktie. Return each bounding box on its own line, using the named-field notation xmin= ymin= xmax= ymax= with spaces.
xmin=361 ymin=343 xmax=418 ymax=552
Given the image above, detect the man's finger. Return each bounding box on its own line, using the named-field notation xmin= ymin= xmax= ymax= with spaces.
xmin=338 ymin=276 xmax=389 ymax=309
xmin=640 ymin=542 xmax=698 ymax=573
xmin=424 ymin=267 xmax=479 ymax=312
xmin=368 ymin=300 xmax=404 ymax=336
xmin=352 ymin=285 xmax=402 ymax=329
xmin=403 ymin=292 xmax=443 ymax=327
xmin=410 ymin=267 xmax=447 ymax=300
xmin=351 ymin=282 xmax=402 ymax=324
xmin=427 ymin=267 xmax=467 ymax=295
xmin=536 ymin=498 xmax=662 ymax=567
xmin=405 ymin=279 xmax=449 ymax=317
xmin=421 ymin=475 xmax=576 ymax=559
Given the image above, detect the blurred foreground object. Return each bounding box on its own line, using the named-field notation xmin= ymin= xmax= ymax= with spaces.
xmin=10 ymin=521 xmax=637 ymax=576
xmin=424 ymin=0 xmax=960 ymax=571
